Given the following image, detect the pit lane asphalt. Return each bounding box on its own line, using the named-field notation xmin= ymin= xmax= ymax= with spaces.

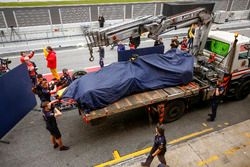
xmin=0 ymin=28 xmax=250 ymax=167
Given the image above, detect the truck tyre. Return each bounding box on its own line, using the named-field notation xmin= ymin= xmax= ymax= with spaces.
xmin=164 ymin=100 xmax=185 ymax=123
xmin=72 ymin=70 xmax=87 ymax=81
xmin=235 ymin=80 xmax=250 ymax=100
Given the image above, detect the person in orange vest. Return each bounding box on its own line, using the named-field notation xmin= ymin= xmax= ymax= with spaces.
xmin=44 ymin=46 xmax=60 ymax=80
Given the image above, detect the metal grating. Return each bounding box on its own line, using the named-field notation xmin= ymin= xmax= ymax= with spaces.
xmin=231 ymin=0 xmax=248 ymax=10
xmin=15 ymin=8 xmax=50 ymax=27
xmin=60 ymin=7 xmax=90 ymax=24
xmin=0 ymin=12 xmax=6 ymax=28
xmin=132 ymin=3 xmax=155 ymax=18
xmin=99 ymin=5 xmax=124 ymax=20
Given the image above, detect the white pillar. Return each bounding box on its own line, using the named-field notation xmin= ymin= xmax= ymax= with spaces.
xmin=89 ymin=6 xmax=92 ymax=22
xmin=131 ymin=5 xmax=134 ymax=19
xmin=123 ymin=5 xmax=126 ymax=20
xmin=13 ymin=11 xmax=18 ymax=27
xmin=58 ymin=8 xmax=64 ymax=36
xmin=48 ymin=9 xmax=52 ymax=25
xmin=2 ymin=11 xmax=8 ymax=30
xmin=98 ymin=6 xmax=100 ymax=17
xmin=154 ymin=3 xmax=157 ymax=16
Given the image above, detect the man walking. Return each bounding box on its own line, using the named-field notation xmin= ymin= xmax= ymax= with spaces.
xmin=141 ymin=125 xmax=167 ymax=167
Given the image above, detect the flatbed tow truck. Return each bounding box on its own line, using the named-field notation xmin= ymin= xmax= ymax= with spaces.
xmin=78 ymin=8 xmax=250 ymax=125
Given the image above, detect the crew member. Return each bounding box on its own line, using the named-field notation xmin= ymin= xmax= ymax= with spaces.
xmin=98 ymin=46 xmax=105 ymax=68
xmin=117 ymin=41 xmax=125 ymax=52
xmin=187 ymin=24 xmax=196 ymax=49
xmin=154 ymin=38 xmax=164 ymax=46
xmin=20 ymin=50 xmax=34 ymax=63
xmin=41 ymin=101 xmax=69 ymax=151
xmin=57 ymin=68 xmax=72 ymax=89
xmin=24 ymin=56 xmax=37 ymax=86
xmin=141 ymin=126 xmax=167 ymax=167
xmin=180 ymin=37 xmax=188 ymax=51
xmin=170 ymin=39 xmax=179 ymax=49
xmin=207 ymin=81 xmax=224 ymax=122
xmin=44 ymin=46 xmax=60 ymax=80
xmin=33 ymin=80 xmax=51 ymax=103
xmin=111 ymin=35 xmax=119 ymax=50
xmin=98 ymin=15 xmax=105 ymax=28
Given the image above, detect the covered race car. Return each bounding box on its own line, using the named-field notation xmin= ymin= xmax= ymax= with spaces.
xmin=63 ymin=48 xmax=194 ymax=112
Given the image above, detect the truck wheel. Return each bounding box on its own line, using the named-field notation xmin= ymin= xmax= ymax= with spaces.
xmin=235 ymin=80 xmax=250 ymax=100
xmin=164 ymin=100 xmax=185 ymax=123
xmin=72 ymin=70 xmax=87 ymax=80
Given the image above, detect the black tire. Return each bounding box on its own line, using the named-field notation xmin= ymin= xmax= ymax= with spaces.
xmin=235 ymin=80 xmax=250 ymax=100
xmin=72 ymin=70 xmax=87 ymax=81
xmin=163 ymin=100 xmax=185 ymax=123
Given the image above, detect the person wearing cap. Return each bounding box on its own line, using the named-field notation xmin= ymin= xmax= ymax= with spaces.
xmin=44 ymin=46 xmax=60 ymax=80
xmin=41 ymin=101 xmax=69 ymax=151
xmin=141 ymin=125 xmax=167 ymax=167
xmin=20 ymin=50 xmax=35 ymax=63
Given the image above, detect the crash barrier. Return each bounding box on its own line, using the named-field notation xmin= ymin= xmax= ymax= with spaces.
xmin=0 ymin=63 xmax=37 ymax=138
xmin=117 ymin=45 xmax=164 ymax=62
xmin=163 ymin=2 xmax=215 ymax=17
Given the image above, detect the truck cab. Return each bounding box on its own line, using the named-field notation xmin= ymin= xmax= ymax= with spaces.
xmin=203 ymin=31 xmax=250 ymax=99
xmin=203 ymin=31 xmax=250 ymax=73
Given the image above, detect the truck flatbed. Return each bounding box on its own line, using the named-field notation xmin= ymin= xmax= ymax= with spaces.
xmin=83 ymin=81 xmax=207 ymax=122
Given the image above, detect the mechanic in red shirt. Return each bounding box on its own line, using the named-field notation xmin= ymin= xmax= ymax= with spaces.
xmin=24 ymin=57 xmax=37 ymax=86
xmin=20 ymin=50 xmax=34 ymax=63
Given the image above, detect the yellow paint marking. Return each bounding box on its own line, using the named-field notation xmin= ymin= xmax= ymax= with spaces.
xmin=244 ymin=132 xmax=250 ymax=138
xmin=112 ymin=150 xmax=121 ymax=160
xmin=224 ymin=146 xmax=241 ymax=155
xmin=168 ymin=128 xmax=214 ymax=145
xmin=95 ymin=147 xmax=152 ymax=167
xmin=202 ymin=123 xmax=208 ymax=127
xmin=95 ymin=128 xmax=214 ymax=167
xmin=197 ymin=155 xmax=219 ymax=166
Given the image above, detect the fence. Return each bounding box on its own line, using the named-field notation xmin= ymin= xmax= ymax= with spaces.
xmin=1 ymin=0 xmax=250 ymax=29
xmin=0 ymin=0 xmax=249 ymax=44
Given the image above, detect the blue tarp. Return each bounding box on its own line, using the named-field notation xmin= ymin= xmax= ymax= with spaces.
xmin=118 ymin=45 xmax=164 ymax=62
xmin=63 ymin=49 xmax=194 ymax=111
